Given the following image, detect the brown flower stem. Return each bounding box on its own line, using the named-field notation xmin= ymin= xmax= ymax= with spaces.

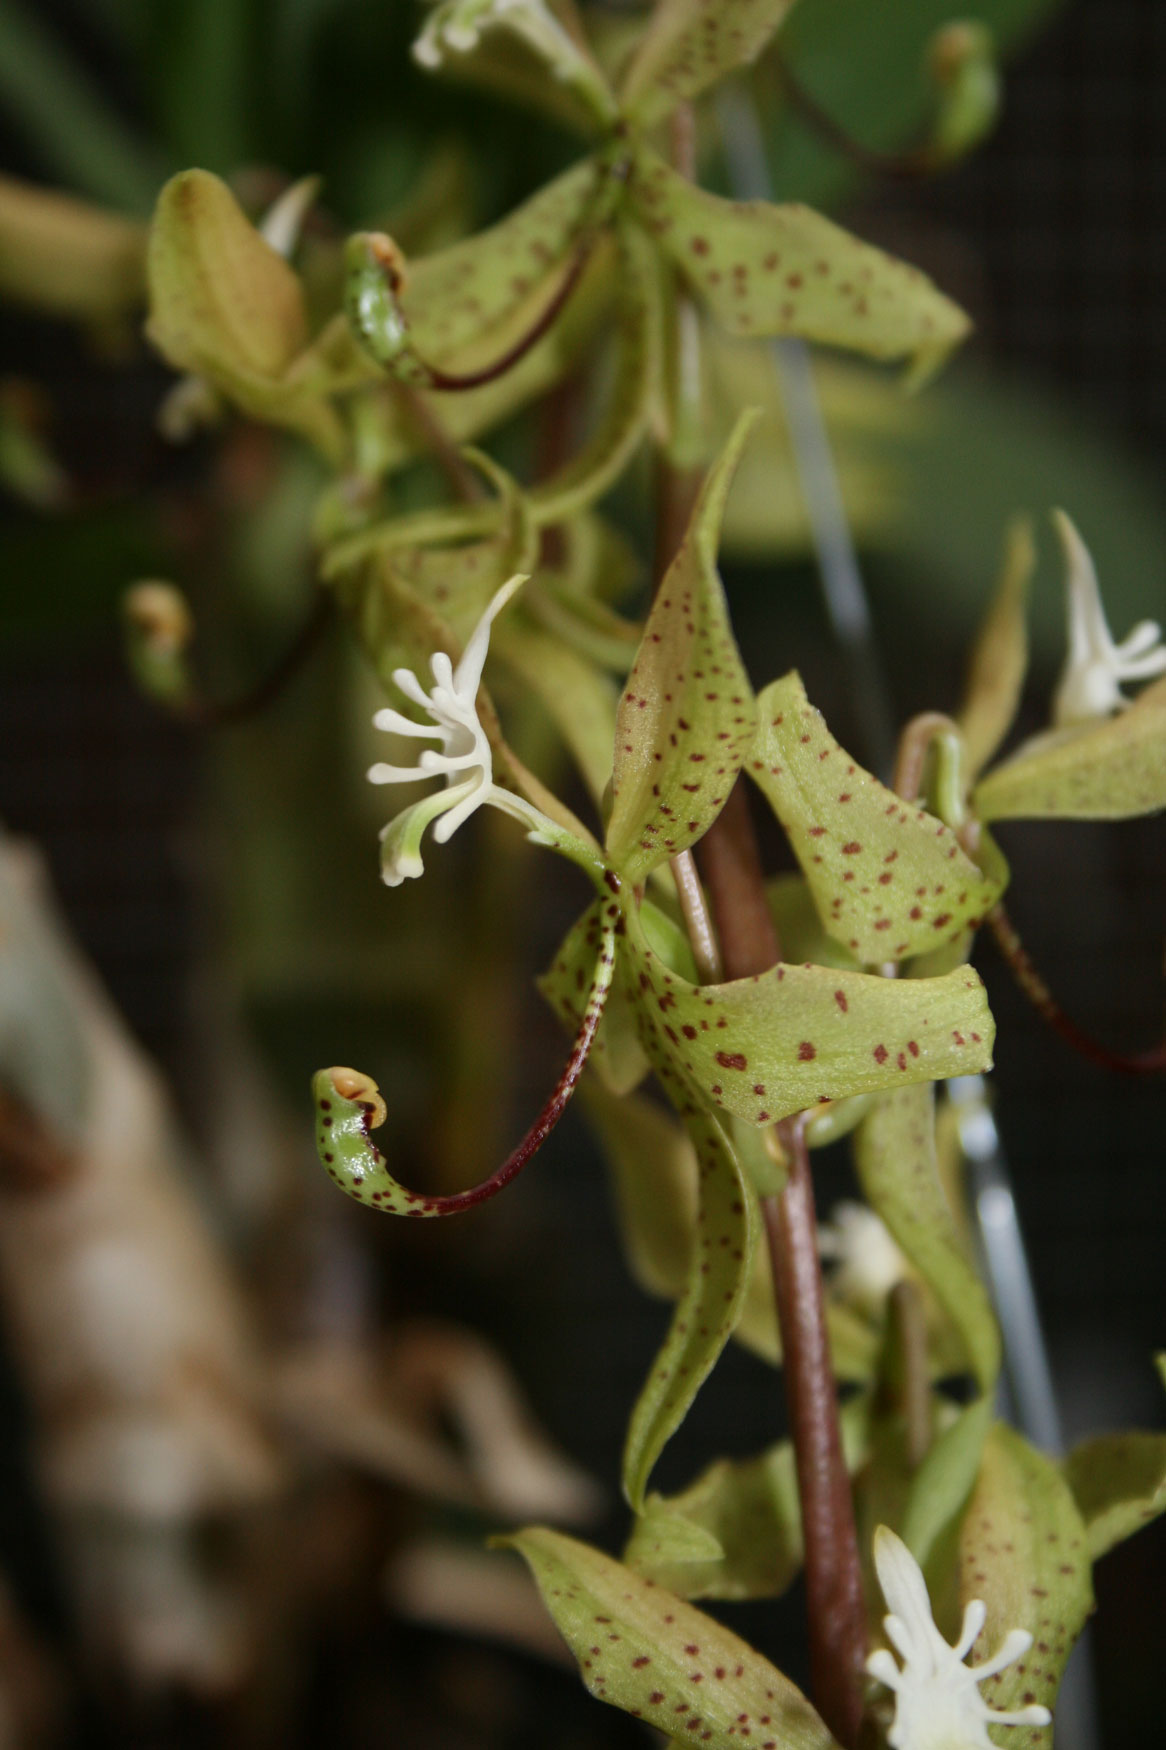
xmin=888 ymin=1278 xmax=932 ymax=1470
xmin=762 ymin=1125 xmax=866 ymax=1748
xmin=698 ymin=784 xmax=866 ymax=1747
xmin=183 ymin=587 xmax=332 ymax=728
xmin=654 ymin=101 xmax=866 ymax=1740
xmin=395 ymin=384 xmax=487 ymax=502
xmin=773 ymin=49 xmax=939 ymax=182
xmin=987 ymin=902 xmax=1166 ymax=1075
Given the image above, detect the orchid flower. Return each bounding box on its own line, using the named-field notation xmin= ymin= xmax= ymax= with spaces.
xmin=411 ymin=0 xmax=617 ymax=123
xmin=866 ymin=1526 xmax=1052 ymax=1750
xmin=1051 ymin=509 xmax=1166 ymax=727
xmin=818 ymin=1201 xmax=909 ymax=1316
xmin=367 ymin=575 xmax=565 ymax=885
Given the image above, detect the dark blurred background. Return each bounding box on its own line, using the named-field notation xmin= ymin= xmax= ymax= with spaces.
xmin=0 ymin=0 xmax=1163 ymax=1744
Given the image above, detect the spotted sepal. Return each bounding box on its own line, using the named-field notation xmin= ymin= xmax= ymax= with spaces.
xmin=750 ymin=675 xmax=1004 ymax=964
xmin=955 ymin=1425 xmax=1093 ymax=1744
xmin=622 ymin=1105 xmax=757 ymax=1511
xmin=629 ymin=146 xmax=970 ymax=386
xmin=499 ymin=1528 xmax=840 ymax=1750
xmin=605 ymin=413 xmax=758 ymax=883
xmin=620 ymin=900 xmax=995 ymax=1129
xmin=619 ymin=0 xmax=797 ymax=128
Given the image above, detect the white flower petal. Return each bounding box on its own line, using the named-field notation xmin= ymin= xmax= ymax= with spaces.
xmin=1051 ymin=509 xmax=1166 ymax=726
xmin=867 ymin=1528 xmax=1053 ymax=1750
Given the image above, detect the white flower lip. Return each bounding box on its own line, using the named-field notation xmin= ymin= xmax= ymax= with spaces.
xmin=867 ymin=1526 xmax=1052 ymax=1750
xmin=413 ymin=0 xmax=569 ymax=74
xmin=368 ymin=575 xmax=535 ymax=884
xmin=1051 ymin=509 xmax=1166 ymax=726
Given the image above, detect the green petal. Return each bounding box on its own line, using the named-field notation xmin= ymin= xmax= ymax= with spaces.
xmin=630 ymin=146 xmax=970 ymax=385
xmin=957 ymin=1425 xmax=1093 ymax=1735
xmin=625 ymin=1397 xmax=871 ymax=1602
xmin=750 ymin=673 xmax=1004 ymax=963
xmin=620 ymin=0 xmax=797 ymax=128
xmin=401 ymin=157 xmax=601 ymax=369
xmin=500 ymin=1528 xmax=840 ymax=1750
xmin=1063 ymin=1427 xmax=1166 ymax=1561
xmin=146 ymin=169 xmax=342 ymax=456
xmin=958 ymin=517 xmax=1035 ymax=782
xmin=606 ymin=412 xmax=759 ymax=881
xmin=854 ymin=1085 xmax=1000 ymax=1394
xmin=622 ymin=900 xmax=995 ymax=1127
xmin=622 ymin=1106 xmax=757 ymax=1510
xmin=973 ymin=675 xmax=1166 ymax=821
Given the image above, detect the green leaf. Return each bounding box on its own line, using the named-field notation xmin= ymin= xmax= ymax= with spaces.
xmin=958 ymin=517 xmax=1035 ymax=782
xmin=629 ymin=146 xmax=970 ymax=385
xmin=956 ymin=1424 xmax=1093 ymax=1737
xmin=622 ymin=899 xmax=995 ymax=1128
xmin=146 ymin=170 xmax=343 ymax=457
xmin=605 ymin=412 xmax=759 ymax=881
xmin=501 ymin=1527 xmax=840 ymax=1750
xmin=0 ymin=172 xmax=145 ymax=321
xmin=1063 ymin=1430 xmax=1166 ymax=1561
xmin=974 ymin=674 xmax=1166 ymax=822
xmin=540 ymin=902 xmax=650 ymax=1097
xmin=854 ymin=1085 xmax=999 ymax=1393
xmin=750 ymin=673 xmax=1003 ymax=963
xmin=529 ymin=221 xmax=660 ymax=526
xmin=620 ymin=0 xmax=797 ymax=128
xmin=622 ymin=1106 xmax=757 ymax=1510
xmin=625 ymin=1397 xmax=871 ymax=1602
xmin=400 ymin=157 xmax=601 ymax=370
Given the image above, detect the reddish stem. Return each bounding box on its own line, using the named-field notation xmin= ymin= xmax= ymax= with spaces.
xmin=361 ymin=914 xmax=617 ymax=1215
xmin=183 ymin=588 xmax=331 ymax=728
xmin=763 ymin=1128 xmax=866 ymax=1748
xmin=987 ymin=902 xmax=1166 ymax=1076
xmin=415 ymin=241 xmax=594 ymax=394
xmin=697 ymin=783 xmax=866 ymax=1746
xmin=774 ymin=49 xmax=939 ymax=182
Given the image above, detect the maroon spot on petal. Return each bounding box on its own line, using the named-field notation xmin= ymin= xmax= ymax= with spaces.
xmin=715 ymin=1050 xmax=748 ymax=1071
xmin=834 ymin=990 xmax=848 ymax=1012
xmin=873 ymin=1044 xmax=888 ymax=1064
xmin=797 ymin=1041 xmax=816 ymax=1061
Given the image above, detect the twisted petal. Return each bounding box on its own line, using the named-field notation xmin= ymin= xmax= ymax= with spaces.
xmin=454 ymin=573 xmax=525 ymax=699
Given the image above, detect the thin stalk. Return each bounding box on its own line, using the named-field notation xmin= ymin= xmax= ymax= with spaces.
xmin=658 ymin=100 xmax=867 ymax=1742
xmin=698 ymin=786 xmax=866 ymax=1747
xmin=183 ymin=589 xmax=332 ymax=728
